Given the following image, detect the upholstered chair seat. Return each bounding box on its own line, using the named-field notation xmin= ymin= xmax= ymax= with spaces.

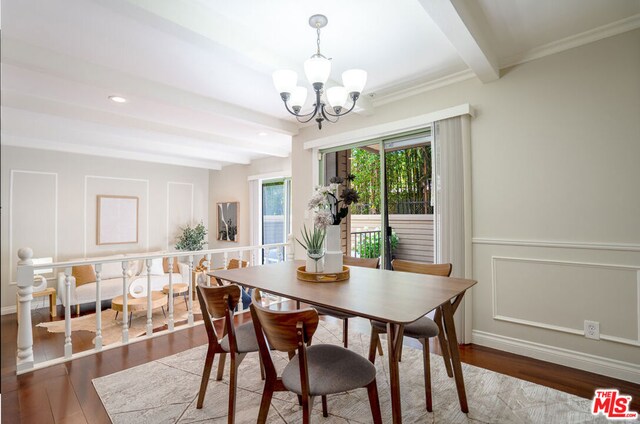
xmin=371 ymin=316 xmax=439 ymax=339
xmin=220 ymin=321 xmax=260 ymax=353
xmin=281 ymin=344 xmax=377 ymax=396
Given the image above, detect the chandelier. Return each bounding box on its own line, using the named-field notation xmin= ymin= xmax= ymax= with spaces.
xmin=272 ymin=14 xmax=367 ymax=130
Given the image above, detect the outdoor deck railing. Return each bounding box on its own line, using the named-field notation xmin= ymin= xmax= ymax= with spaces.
xmin=14 ymin=239 xmax=294 ymax=374
xmin=350 ymin=229 xmax=381 ymax=258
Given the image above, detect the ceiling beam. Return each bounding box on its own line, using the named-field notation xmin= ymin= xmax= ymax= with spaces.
xmin=1 ymin=134 xmax=223 ymax=170
xmin=1 ymin=107 xmax=251 ymax=165
xmin=418 ymin=0 xmax=499 ymax=83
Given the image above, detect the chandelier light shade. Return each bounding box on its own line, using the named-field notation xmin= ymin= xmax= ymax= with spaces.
xmin=272 ymin=14 xmax=367 ymax=130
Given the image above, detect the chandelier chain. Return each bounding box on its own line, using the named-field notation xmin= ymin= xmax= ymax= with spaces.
xmin=316 ymin=26 xmax=321 ymax=55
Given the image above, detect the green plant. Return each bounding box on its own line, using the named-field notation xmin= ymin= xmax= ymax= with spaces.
xmin=296 ymin=225 xmax=325 ymax=254
xmin=355 ymin=231 xmax=399 ymax=259
xmin=175 ymin=222 xmax=208 ymax=251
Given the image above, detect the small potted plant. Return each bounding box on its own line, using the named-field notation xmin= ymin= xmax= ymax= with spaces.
xmin=296 ymin=224 xmax=326 ymax=273
xmin=175 ymin=222 xmax=208 ymax=251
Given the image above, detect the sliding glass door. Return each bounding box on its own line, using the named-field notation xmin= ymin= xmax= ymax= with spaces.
xmin=320 ymin=128 xmax=433 ymax=269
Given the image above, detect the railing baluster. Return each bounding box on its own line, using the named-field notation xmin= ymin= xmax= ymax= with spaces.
xmin=146 ymin=259 xmax=153 ymax=336
xmin=205 ymin=253 xmax=212 ymax=287
xmin=188 ymin=255 xmax=194 ymax=325
xmin=95 ymin=263 xmax=102 ymax=351
xmin=64 ymin=267 xmax=72 ymax=358
xmin=16 ymin=248 xmax=35 ymax=373
xmin=121 ymin=261 xmax=129 ymax=343
xmin=223 ymin=251 xmax=228 ymax=269
xmin=168 ymin=257 xmax=174 ymax=331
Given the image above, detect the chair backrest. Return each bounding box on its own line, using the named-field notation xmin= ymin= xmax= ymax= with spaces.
xmin=343 ymin=255 xmax=379 ymax=269
xmin=197 ymin=284 xmax=242 ymax=319
xmin=196 ymin=284 xmax=242 ymax=350
xmin=391 ymin=259 xmax=452 ymax=277
xmin=227 ymin=258 xmax=248 ymax=269
xmin=250 ymin=290 xmax=318 ymax=352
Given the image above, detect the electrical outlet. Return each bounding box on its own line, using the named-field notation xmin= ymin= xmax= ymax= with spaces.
xmin=584 ymin=320 xmax=600 ymax=340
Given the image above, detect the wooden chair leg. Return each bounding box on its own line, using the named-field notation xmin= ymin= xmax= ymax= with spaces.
xmin=377 ymin=337 xmax=384 ymax=356
xmin=197 ymin=346 xmax=216 ymax=408
xmin=398 ymin=341 xmax=403 ymax=362
xmin=366 ymin=380 xmax=383 ymax=424
xmin=216 ymin=352 xmax=227 ymax=381
xmin=343 ymin=318 xmax=349 ymax=348
xmin=368 ymin=327 xmax=380 ymax=363
xmin=228 ymin=354 xmax=239 ymax=423
xmin=421 ymin=339 xmax=433 ymax=412
xmin=76 ymin=304 xmax=80 ymax=316
xmin=301 ymin=396 xmax=311 ymax=424
xmin=321 ymin=395 xmax=328 ymax=417
xmin=256 ymin=382 xmax=274 ymax=424
xmin=259 ymin=356 xmax=266 ymax=381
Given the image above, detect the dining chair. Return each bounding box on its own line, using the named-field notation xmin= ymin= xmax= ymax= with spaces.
xmin=250 ymin=290 xmax=382 ymax=424
xmin=368 ymin=259 xmax=454 ymax=412
xmin=195 ymin=284 xmax=263 ymax=422
xmin=312 ymin=255 xmax=380 ymax=349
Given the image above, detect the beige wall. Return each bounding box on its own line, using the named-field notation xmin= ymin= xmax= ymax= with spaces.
xmin=292 ymin=30 xmax=640 ymax=379
xmin=208 ymin=156 xmax=291 ymax=249
xmin=0 ymin=146 xmax=209 ymax=310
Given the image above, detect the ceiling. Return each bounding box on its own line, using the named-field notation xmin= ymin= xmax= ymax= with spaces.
xmin=1 ymin=0 xmax=639 ymax=169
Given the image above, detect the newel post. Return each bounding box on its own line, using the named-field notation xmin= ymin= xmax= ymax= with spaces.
xmin=16 ymin=247 xmax=35 ymax=373
xmin=287 ymin=234 xmax=295 ymax=261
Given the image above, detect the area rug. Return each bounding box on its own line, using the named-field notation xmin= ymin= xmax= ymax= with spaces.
xmin=92 ymin=321 xmax=610 ymax=423
xmin=36 ymin=296 xmax=202 ymax=346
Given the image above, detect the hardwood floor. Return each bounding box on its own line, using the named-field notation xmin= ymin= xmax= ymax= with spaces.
xmin=1 ymin=303 xmax=638 ymax=423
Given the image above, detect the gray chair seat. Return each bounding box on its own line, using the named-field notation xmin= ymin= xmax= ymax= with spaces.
xmin=220 ymin=321 xmax=259 ymax=353
xmin=282 ymin=344 xmax=376 ymax=396
xmin=371 ymin=316 xmax=439 ymax=339
xmin=313 ymin=305 xmax=356 ymax=320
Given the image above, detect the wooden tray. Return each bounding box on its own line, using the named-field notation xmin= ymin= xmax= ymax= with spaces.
xmin=296 ymin=265 xmax=350 ymax=283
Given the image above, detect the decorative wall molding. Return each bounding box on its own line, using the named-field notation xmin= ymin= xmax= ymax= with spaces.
xmin=472 ymin=330 xmax=640 ymax=384
xmin=166 ymin=182 xmax=194 ymax=250
xmin=500 ymin=14 xmax=640 ymax=69
xmin=8 ymin=170 xmax=58 ymax=284
xmin=473 ymin=237 xmax=640 ymax=252
xmin=83 ymin=175 xmax=150 ymax=256
xmin=371 ymin=70 xmax=477 ymax=107
xmin=491 ymin=256 xmax=640 ymax=347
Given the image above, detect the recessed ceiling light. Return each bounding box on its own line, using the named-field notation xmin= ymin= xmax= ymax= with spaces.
xmin=258 ymin=132 xmax=268 ymax=136
xmin=108 ymin=96 xmax=127 ymax=103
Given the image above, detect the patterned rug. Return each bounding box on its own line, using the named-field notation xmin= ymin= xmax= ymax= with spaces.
xmin=92 ymin=321 xmax=612 ymax=423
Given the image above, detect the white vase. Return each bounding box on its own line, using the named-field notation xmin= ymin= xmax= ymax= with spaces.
xmin=324 ymin=225 xmax=343 ymax=273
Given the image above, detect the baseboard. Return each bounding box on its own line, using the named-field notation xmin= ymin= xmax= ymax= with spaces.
xmin=1 ymin=305 xmax=17 ymax=315
xmin=472 ymin=330 xmax=640 ymax=384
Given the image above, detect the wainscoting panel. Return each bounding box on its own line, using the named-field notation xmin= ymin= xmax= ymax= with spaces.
xmin=492 ymin=256 xmax=639 ymax=346
xmin=166 ymin=182 xmax=194 ymax=249
xmin=9 ymin=170 xmax=58 ymax=283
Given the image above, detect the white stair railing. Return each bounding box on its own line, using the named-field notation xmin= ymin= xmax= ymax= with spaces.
xmin=14 ymin=240 xmax=293 ymax=375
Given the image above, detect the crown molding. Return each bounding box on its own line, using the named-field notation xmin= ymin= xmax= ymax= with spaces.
xmin=500 ymin=13 xmax=640 ymax=69
xmin=371 ymin=70 xmax=477 ymax=107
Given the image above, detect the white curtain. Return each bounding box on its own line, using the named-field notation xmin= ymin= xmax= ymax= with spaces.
xmin=248 ymin=179 xmax=261 ymax=247
xmin=433 ymin=115 xmax=472 ymax=343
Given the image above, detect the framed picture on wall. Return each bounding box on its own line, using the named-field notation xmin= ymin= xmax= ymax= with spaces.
xmin=217 ymin=201 xmax=238 ymax=242
xmin=97 ymin=195 xmax=139 ymax=245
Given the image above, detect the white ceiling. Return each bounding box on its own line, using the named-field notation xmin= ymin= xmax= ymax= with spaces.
xmin=1 ymin=0 xmax=639 ymax=169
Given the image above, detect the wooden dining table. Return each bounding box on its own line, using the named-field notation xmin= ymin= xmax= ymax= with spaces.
xmin=210 ymin=260 xmax=477 ymax=423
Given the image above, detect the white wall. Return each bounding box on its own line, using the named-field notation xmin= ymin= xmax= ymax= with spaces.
xmin=0 ymin=146 xmax=209 ymax=310
xmin=291 ymin=29 xmax=640 ymax=380
xmin=208 ymin=156 xmax=291 ymax=249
